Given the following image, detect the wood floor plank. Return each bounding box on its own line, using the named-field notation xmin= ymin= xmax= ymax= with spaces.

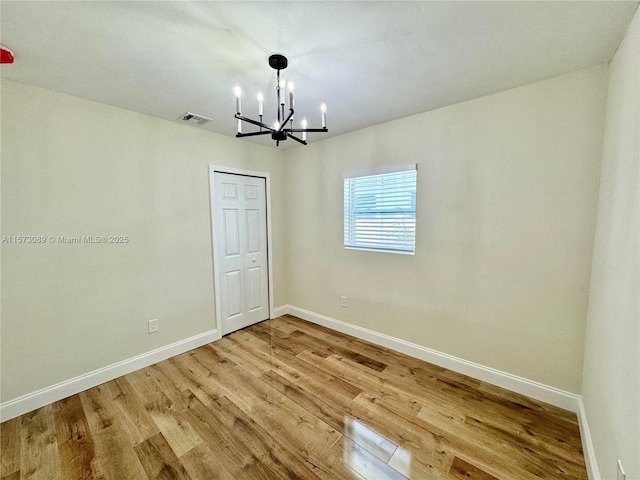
xmin=284 ymin=326 xmax=388 ymax=373
xmin=268 ymin=318 xmax=300 ymax=335
xmin=352 ymin=388 xmax=530 ymax=480
xmin=449 ymin=456 xmax=499 ymax=480
xmin=0 ymin=416 xmax=21 ymax=477
xmin=210 ymin=395 xmax=330 ymax=480
xmin=237 ymin=328 xmax=362 ymax=401
xmin=20 ymin=406 xmax=62 ymax=480
xmin=52 ymin=395 xmax=103 ymax=480
xmin=260 ymin=369 xmax=398 ymax=463
xmin=349 ymin=392 xmax=459 ymax=475
xmin=246 ymin=322 xmax=307 ymax=356
xmin=0 ymin=471 xmax=21 ymax=480
xmin=133 ymin=432 xmax=192 ymax=480
xmin=178 ymin=390 xmax=263 ymax=479
xmin=339 ymin=436 xmax=407 ymax=480
xmin=183 ymin=394 xmax=311 ymax=479
xmin=363 ymin=386 xmax=578 ymax=480
xmin=416 ymin=400 xmax=466 ymax=432
xmin=0 ymin=315 xmax=588 ymax=480
xmin=277 ymin=315 xmax=450 ymax=381
xmin=149 ymin=410 xmax=202 ymax=458
xmin=107 ymin=377 xmax=159 ymax=444
xmin=388 ymin=445 xmax=448 ymax=480
xmin=138 ymin=363 xmax=191 ymax=412
xmin=209 ymin=334 xmax=273 ymax=376
xmin=125 ymin=371 xmax=204 ymax=459
xmin=297 ymin=352 xmax=424 ymax=418
xmin=166 ymin=354 xmax=221 ymax=406
xmin=463 ymin=415 xmax=587 ymax=479
xmin=178 ymin=443 xmax=236 ymax=480
xmin=126 ymin=368 xmax=174 ymax=413
xmin=79 ymin=386 xmax=148 ymax=480
xmin=477 ymin=381 xmax=579 ymax=424
xmin=203 ymin=356 xmax=342 ymax=457
xmin=343 ymin=415 xmax=398 ymax=463
xmin=462 ymin=405 xmax=585 ymax=463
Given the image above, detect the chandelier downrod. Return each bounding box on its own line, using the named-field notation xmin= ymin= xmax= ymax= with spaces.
xmin=234 ymin=54 xmax=328 ymax=147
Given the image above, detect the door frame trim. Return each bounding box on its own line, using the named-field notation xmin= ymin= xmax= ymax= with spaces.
xmin=209 ymin=165 xmax=275 ymax=339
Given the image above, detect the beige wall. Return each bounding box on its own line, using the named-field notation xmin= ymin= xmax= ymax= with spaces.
xmin=0 ymin=80 xmax=286 ymax=402
xmin=284 ymin=65 xmax=609 ymax=393
xmin=0 ymin=59 xmax=621 ymax=418
xmin=582 ymin=7 xmax=640 ymax=480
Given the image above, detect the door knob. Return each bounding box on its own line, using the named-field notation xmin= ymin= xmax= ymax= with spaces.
xmin=252 ymin=258 xmax=256 ymax=263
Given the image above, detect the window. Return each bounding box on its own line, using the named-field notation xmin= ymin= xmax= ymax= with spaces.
xmin=344 ymin=164 xmax=417 ymax=254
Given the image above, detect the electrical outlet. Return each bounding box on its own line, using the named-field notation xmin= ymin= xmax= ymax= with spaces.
xmin=617 ymin=460 xmax=626 ymax=480
xmin=148 ymin=319 xmax=159 ymax=334
xmin=341 ymin=296 xmax=348 ymax=307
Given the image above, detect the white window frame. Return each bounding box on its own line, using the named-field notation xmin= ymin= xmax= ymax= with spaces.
xmin=343 ymin=164 xmax=417 ymax=255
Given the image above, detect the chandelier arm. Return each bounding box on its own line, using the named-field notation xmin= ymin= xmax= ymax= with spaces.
xmin=287 ymin=133 xmax=308 ymax=145
xmin=288 ymin=128 xmax=329 ymax=133
xmin=235 ymin=113 xmax=275 ymax=132
xmin=277 ymin=109 xmax=295 ymax=132
xmin=236 ymin=131 xmax=272 ymax=138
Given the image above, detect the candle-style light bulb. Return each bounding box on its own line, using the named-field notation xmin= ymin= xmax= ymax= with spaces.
xmin=288 ymin=81 xmax=294 ymax=108
xmin=301 ymin=117 xmax=307 ymax=142
xmin=237 ymin=119 xmax=242 ymax=134
xmin=257 ymin=92 xmax=264 ymax=116
xmin=274 ymin=121 xmax=280 ymax=130
xmin=234 ymin=86 xmax=242 ymax=114
xmin=320 ymin=103 xmax=327 ymax=128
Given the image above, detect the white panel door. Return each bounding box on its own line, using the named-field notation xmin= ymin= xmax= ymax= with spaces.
xmin=213 ymin=172 xmax=269 ymax=335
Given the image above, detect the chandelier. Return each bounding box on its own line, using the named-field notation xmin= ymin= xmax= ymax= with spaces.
xmin=234 ymin=54 xmax=327 ymax=146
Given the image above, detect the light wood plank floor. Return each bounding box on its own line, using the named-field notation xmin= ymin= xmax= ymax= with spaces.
xmin=1 ymin=315 xmax=587 ymax=479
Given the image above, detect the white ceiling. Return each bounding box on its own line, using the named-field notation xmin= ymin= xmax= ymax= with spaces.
xmin=1 ymin=1 xmax=638 ymax=149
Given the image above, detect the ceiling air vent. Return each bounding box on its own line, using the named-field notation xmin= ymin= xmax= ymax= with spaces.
xmin=178 ymin=112 xmax=212 ymax=126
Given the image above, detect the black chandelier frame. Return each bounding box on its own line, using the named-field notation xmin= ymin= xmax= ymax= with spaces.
xmin=234 ymin=54 xmax=327 ymax=146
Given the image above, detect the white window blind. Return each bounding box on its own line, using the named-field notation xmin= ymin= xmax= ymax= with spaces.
xmin=344 ymin=164 xmax=417 ymax=254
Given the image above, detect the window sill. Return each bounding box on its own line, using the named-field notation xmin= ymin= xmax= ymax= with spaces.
xmin=344 ymin=246 xmax=415 ymax=255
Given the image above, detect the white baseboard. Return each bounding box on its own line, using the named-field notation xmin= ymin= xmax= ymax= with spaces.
xmin=0 ymin=329 xmax=218 ymax=422
xmin=577 ymin=398 xmax=600 ymax=480
xmin=277 ymin=305 xmax=581 ymax=413
xmin=272 ymin=305 xmax=289 ymax=319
